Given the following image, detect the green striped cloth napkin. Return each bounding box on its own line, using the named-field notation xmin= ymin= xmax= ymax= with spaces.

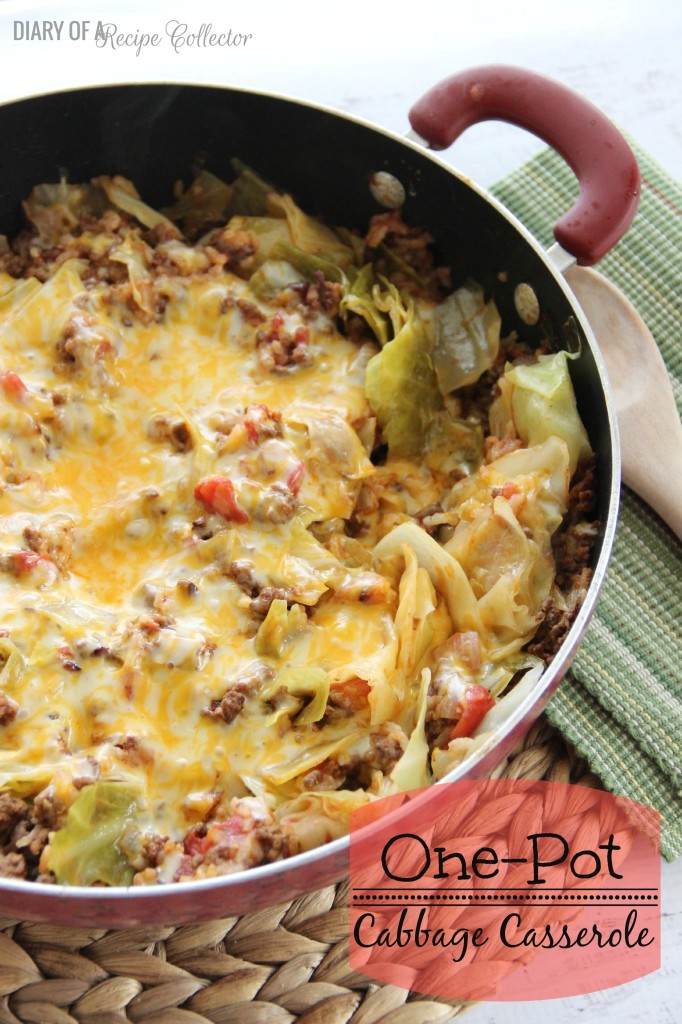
xmin=491 ymin=143 xmax=682 ymax=861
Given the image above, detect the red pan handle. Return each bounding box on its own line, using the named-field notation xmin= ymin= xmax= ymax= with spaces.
xmin=408 ymin=64 xmax=640 ymax=266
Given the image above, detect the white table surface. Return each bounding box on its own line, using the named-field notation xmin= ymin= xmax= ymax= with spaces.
xmin=0 ymin=1 xmax=679 ymax=1020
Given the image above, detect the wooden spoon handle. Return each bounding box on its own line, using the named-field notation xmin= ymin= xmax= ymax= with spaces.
xmin=566 ymin=266 xmax=682 ymax=544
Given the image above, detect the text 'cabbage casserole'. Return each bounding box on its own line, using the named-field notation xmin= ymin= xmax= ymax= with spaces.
xmin=0 ymin=164 xmax=596 ymax=886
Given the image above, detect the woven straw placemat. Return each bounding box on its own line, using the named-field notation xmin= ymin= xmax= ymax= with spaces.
xmin=0 ymin=720 xmax=599 ymax=1024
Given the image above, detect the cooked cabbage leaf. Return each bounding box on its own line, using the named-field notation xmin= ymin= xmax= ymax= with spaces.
xmin=340 ymin=267 xmax=408 ymax=348
xmin=46 ymin=781 xmax=139 ymax=887
xmin=248 ymin=242 xmax=348 ymax=301
xmin=364 ymin=294 xmax=481 ymax=471
xmin=0 ymin=277 xmax=41 ymax=322
xmin=22 ymin=181 xmax=106 ymax=244
xmin=394 ymin=545 xmax=450 ymax=701
xmin=328 ymin=625 xmax=400 ymax=728
xmin=109 ymin=235 xmax=154 ymax=318
xmin=374 ymin=522 xmax=482 ymax=634
xmin=487 ymin=436 xmax=571 ymax=535
xmin=254 ymin=598 xmax=308 ymax=657
xmin=390 ymin=667 xmax=432 ymax=791
xmin=0 ymin=259 xmax=85 ymax=352
xmin=489 ymin=351 xmax=592 ymax=475
xmin=432 ymin=282 xmax=501 ymax=393
xmin=229 ymin=160 xmax=277 ymax=215
xmin=0 ymin=638 xmax=25 ymax=691
xmin=457 ymin=496 xmax=554 ymax=641
xmin=162 ymin=170 xmax=233 ymax=236
xmin=277 ymin=789 xmax=372 ymax=848
xmin=262 ymin=733 xmax=356 ymax=786
xmin=266 ymin=192 xmax=354 ymax=269
xmin=93 ymin=176 xmax=179 ymax=235
xmin=226 ymin=215 xmax=293 ymax=268
xmin=263 ymin=665 xmax=331 ymax=725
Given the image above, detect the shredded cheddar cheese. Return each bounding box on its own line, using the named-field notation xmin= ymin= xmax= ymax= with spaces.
xmin=0 ymin=167 xmax=596 ymax=886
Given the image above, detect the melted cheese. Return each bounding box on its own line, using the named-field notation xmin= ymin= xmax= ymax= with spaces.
xmin=0 ymin=198 xmax=577 ymax=879
xmin=0 ymin=261 xmax=415 ymax=844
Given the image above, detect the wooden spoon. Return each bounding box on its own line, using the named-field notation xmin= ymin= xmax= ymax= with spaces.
xmin=566 ymin=265 xmax=682 ymax=542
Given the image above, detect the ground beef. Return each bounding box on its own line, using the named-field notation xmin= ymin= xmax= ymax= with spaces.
xmin=0 ymin=792 xmax=27 ymax=841
xmin=207 ymin=227 xmax=258 ymax=273
xmin=146 ymin=414 xmax=193 ymax=452
xmin=227 ymin=559 xmax=262 ymax=598
xmin=118 ymin=823 xmax=169 ymax=872
xmin=23 ymin=517 xmax=75 ymax=573
xmin=364 ymin=211 xmax=450 ymax=298
xmin=302 ymin=756 xmax=353 ymax=791
xmin=0 ymin=851 xmax=26 ymax=878
xmin=292 ymin=271 xmax=342 ymax=318
xmin=0 ymin=691 xmax=18 ymax=725
xmin=528 ymin=567 xmax=593 ymax=664
xmin=236 ymin=298 xmax=267 ymax=325
xmin=484 ymin=435 xmax=523 ymax=463
xmin=0 ymin=791 xmax=51 ymax=880
xmin=367 ymin=726 xmax=408 ymax=774
xmin=208 ymin=689 xmax=246 ymax=724
xmin=203 ymin=661 xmax=274 ymax=721
xmin=527 ymin=459 xmax=597 ymax=664
xmin=256 ymin=319 xmax=312 ymax=373
xmin=253 ymin=482 xmax=298 ymax=524
xmin=249 ymin=585 xmax=288 ymax=618
xmin=55 ymin=313 xmax=116 ymax=382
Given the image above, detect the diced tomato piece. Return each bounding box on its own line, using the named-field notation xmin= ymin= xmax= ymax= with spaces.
xmin=286 ymin=459 xmax=305 ymax=495
xmin=173 ymin=854 xmax=195 ymax=880
xmin=183 ymin=814 xmax=245 ymax=858
xmin=294 ymin=326 xmax=309 ymax=344
xmin=243 ymin=404 xmax=268 ymax=443
xmin=194 ymin=475 xmax=249 ymax=524
xmin=448 ymin=685 xmax=496 ymax=740
xmin=330 ymin=676 xmax=371 ymax=712
xmin=243 ymin=403 xmax=282 ymax=444
xmin=13 ymin=551 xmax=50 ymax=575
xmin=500 ymin=481 xmax=520 ymax=501
xmin=0 ymin=371 xmax=27 ymax=399
xmin=183 ymin=827 xmax=211 ymax=858
xmin=268 ymin=311 xmax=285 ymax=338
xmin=205 ymin=814 xmax=245 ymax=846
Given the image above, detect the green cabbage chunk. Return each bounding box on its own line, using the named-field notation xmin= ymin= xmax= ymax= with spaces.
xmin=0 ymin=638 xmax=25 ymax=692
xmin=109 ymin=235 xmax=154 ymax=318
xmin=0 ymin=277 xmax=41 ymax=321
xmin=489 ymin=351 xmax=593 ymax=475
xmin=390 ymin=668 xmax=432 ymax=791
xmin=341 ymin=267 xmax=406 ymax=348
xmin=268 ymin=518 xmax=348 ymax=605
xmin=374 ymin=522 xmax=482 ymax=634
xmin=224 ymin=215 xmax=292 ymax=268
xmin=229 ymin=160 xmax=277 ymax=215
xmin=22 ymin=181 xmax=106 ymax=244
xmin=254 ymin=598 xmax=308 ymax=657
xmin=266 ymin=192 xmax=354 ymax=269
xmin=93 ymin=176 xmax=178 ymax=234
xmin=162 ymin=170 xmax=234 ymax=236
xmin=46 ymin=781 xmax=140 ymax=887
xmin=262 ymin=666 xmax=331 ymax=725
xmin=487 ymin=436 xmax=571 ymax=535
xmin=432 ymin=283 xmax=501 ymax=393
xmin=392 ymin=545 xmax=450 ymax=709
xmin=0 ymin=259 xmax=86 ymax=351
xmin=364 ymin=293 xmax=482 ymax=471
xmin=263 ymin=733 xmax=356 ymax=786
